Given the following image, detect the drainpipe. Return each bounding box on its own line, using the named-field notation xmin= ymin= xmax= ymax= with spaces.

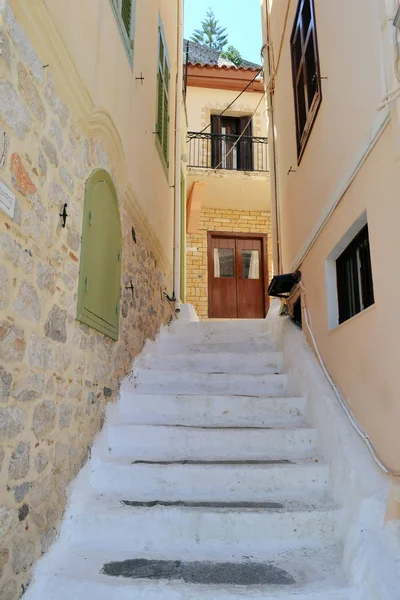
xmin=264 ymin=0 xmax=282 ymax=274
xmin=173 ymin=0 xmax=184 ymax=309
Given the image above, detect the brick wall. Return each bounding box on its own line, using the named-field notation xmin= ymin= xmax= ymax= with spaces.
xmin=186 ymin=208 xmax=273 ymax=318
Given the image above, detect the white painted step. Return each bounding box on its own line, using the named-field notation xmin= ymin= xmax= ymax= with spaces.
xmin=90 ymin=458 xmax=329 ymax=500
xmin=142 ymin=352 xmax=283 ymax=375
xmin=172 ymin=319 xmax=268 ymax=335
xmin=133 ymin=369 xmax=288 ymax=396
xmin=155 ymin=338 xmax=278 ymax=354
xmin=118 ymin=393 xmax=306 ymax=427
xmin=24 ymin=545 xmax=354 ymax=600
xmin=158 ymin=331 xmax=276 ymax=348
xmin=67 ymin=496 xmax=340 ymax=555
xmin=107 ymin=424 xmax=318 ymax=461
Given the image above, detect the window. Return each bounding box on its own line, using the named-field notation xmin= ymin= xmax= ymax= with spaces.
xmin=111 ymin=0 xmax=136 ymax=63
xmin=156 ymin=22 xmax=170 ymax=166
xmin=290 ymin=0 xmax=322 ymax=161
xmin=211 ymin=116 xmax=253 ymax=171
xmin=336 ymin=224 xmax=374 ymax=324
xmin=77 ymin=170 xmax=122 ymax=341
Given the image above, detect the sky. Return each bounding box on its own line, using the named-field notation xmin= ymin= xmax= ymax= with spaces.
xmin=184 ymin=0 xmax=263 ymax=65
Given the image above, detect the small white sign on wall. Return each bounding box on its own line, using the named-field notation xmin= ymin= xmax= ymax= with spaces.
xmin=0 ymin=180 xmax=16 ymax=219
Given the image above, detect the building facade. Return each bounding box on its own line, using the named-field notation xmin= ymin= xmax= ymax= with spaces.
xmin=262 ymin=0 xmax=400 ymax=502
xmin=0 ymin=0 xmax=183 ymax=595
xmin=184 ymin=41 xmax=272 ymax=319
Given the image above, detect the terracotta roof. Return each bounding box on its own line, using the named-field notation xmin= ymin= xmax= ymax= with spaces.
xmin=184 ymin=39 xmax=261 ymax=71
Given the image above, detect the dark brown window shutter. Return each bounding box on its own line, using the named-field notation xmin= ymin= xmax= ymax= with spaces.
xmin=238 ymin=117 xmax=253 ymax=171
xmin=211 ymin=115 xmax=222 ymax=168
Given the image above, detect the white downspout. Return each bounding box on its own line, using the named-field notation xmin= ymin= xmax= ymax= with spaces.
xmin=263 ymin=0 xmax=282 ymax=275
xmin=173 ymin=0 xmax=184 ymax=309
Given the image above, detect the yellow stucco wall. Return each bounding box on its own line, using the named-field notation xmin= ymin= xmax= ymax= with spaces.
xmin=186 ymin=208 xmax=272 ymax=318
xmin=263 ymin=0 xmax=400 ymax=473
xmin=12 ymin=0 xmax=178 ymax=271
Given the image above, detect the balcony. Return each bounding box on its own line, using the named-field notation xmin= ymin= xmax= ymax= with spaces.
xmin=187 ymin=132 xmax=268 ymax=173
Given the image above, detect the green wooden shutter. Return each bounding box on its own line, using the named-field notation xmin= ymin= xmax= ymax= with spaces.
xmin=77 ymin=170 xmax=122 ymax=341
xmin=121 ymin=0 xmax=132 ymax=37
xmin=156 ymin=24 xmax=170 ymax=165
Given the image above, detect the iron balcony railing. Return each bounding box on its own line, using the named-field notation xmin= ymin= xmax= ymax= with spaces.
xmin=187 ymin=132 xmax=268 ymax=173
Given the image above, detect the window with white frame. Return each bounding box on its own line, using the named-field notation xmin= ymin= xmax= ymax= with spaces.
xmin=325 ymin=213 xmax=375 ymax=329
xmin=111 ymin=0 xmax=136 ymax=63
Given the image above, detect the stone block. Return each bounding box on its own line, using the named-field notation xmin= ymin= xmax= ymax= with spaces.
xmin=0 ymin=407 xmax=26 ymax=441
xmin=0 ymin=266 xmax=9 ymax=310
xmin=41 ymin=137 xmax=58 ymax=167
xmin=0 ymin=82 xmax=31 ymax=139
xmin=28 ymin=335 xmax=53 ymax=370
xmin=38 ymin=150 xmax=47 ymax=179
xmin=13 ymin=281 xmax=41 ymax=322
xmin=18 ymin=504 xmax=29 ymax=522
xmin=0 ymin=126 xmax=9 ymax=169
xmin=44 ymin=305 xmax=67 ymax=343
xmin=48 ymin=180 xmax=68 ymax=207
xmin=13 ymin=372 xmax=45 ymax=402
xmin=43 ymin=72 xmax=69 ymax=127
xmin=0 ymin=31 xmax=10 ymax=70
xmin=0 ymin=320 xmax=26 ymax=365
xmin=40 ymin=527 xmax=56 ymax=554
xmin=6 ymin=5 xmax=43 ymax=83
xmin=32 ymin=401 xmax=56 ymax=439
xmin=37 ymin=263 xmax=56 ymax=295
xmin=60 ymin=165 xmax=74 ymax=192
xmin=54 ymin=346 xmax=71 ymax=373
xmin=0 ymin=580 xmax=18 ymax=600
xmin=59 ymin=404 xmax=72 ymax=429
xmin=66 ymin=229 xmax=80 ymax=252
xmin=54 ymin=442 xmax=68 ymax=469
xmin=17 ymin=62 xmax=46 ymax=126
xmin=34 ymin=451 xmax=48 ymax=474
xmin=12 ymin=536 xmax=35 ymax=574
xmin=10 ymin=153 xmax=37 ymax=197
xmin=0 ymin=506 xmax=13 ymax=538
xmin=49 ymin=119 xmax=63 ymax=149
xmin=9 ymin=441 xmax=30 ymax=480
xmin=14 ymin=482 xmax=30 ymax=503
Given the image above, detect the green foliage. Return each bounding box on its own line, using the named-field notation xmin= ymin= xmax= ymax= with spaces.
xmin=190 ymin=8 xmax=228 ymax=51
xmin=220 ymin=45 xmax=243 ymax=67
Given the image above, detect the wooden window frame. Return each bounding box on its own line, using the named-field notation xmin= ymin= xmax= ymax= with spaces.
xmin=110 ymin=0 xmax=136 ymax=66
xmin=210 ymin=115 xmax=254 ymax=172
xmin=290 ymin=0 xmax=322 ymax=163
xmin=156 ymin=20 xmax=170 ymax=168
xmin=336 ymin=224 xmax=375 ymax=325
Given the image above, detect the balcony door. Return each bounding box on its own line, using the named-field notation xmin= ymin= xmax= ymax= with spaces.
xmin=211 ymin=115 xmax=253 ymax=171
xmin=207 ymin=232 xmax=269 ymax=319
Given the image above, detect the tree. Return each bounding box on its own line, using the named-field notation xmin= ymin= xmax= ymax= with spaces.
xmin=221 ymin=45 xmax=243 ymax=67
xmin=190 ymin=8 xmax=228 ymax=51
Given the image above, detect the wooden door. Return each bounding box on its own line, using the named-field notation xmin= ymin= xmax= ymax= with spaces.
xmin=208 ymin=233 xmax=268 ymax=319
xmin=208 ymin=236 xmax=237 ymax=318
xmin=236 ymin=238 xmax=264 ymax=318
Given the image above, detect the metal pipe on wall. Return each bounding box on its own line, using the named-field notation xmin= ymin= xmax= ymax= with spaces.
xmin=173 ymin=0 xmax=184 ymax=307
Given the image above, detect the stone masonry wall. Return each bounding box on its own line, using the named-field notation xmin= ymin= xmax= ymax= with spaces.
xmin=186 ymin=207 xmax=273 ymax=318
xmin=0 ymin=7 xmax=173 ymax=599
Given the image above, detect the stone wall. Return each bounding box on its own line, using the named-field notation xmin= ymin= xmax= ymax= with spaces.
xmin=186 ymin=207 xmax=273 ymax=318
xmin=0 ymin=7 xmax=173 ymax=598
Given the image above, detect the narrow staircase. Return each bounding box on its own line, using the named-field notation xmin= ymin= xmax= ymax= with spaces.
xmin=25 ymin=319 xmax=355 ymax=599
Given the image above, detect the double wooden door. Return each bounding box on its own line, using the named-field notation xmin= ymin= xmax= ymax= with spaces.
xmin=208 ymin=233 xmax=268 ymax=319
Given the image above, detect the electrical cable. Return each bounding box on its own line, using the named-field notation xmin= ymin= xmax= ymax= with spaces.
xmin=297 ymin=282 xmax=400 ymax=477
xmin=187 ymin=67 xmax=263 ymax=141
